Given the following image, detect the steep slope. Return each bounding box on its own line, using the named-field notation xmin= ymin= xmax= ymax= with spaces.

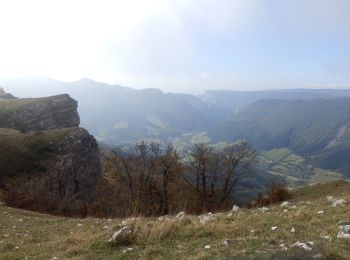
xmin=0 ymin=90 xmax=101 ymax=203
xmin=0 ymin=127 xmax=101 ymax=199
xmin=212 ymin=98 xmax=350 ymax=174
xmin=214 ymin=98 xmax=350 ymax=152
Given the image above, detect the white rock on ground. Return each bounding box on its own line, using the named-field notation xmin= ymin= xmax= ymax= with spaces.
xmin=157 ymin=215 xmax=170 ymax=222
xmin=204 ymin=245 xmax=211 ymax=249
xmin=198 ymin=212 xmax=218 ymax=224
xmin=176 ymin=212 xmax=185 ymax=219
xmin=280 ymin=243 xmax=288 ymax=251
xmin=108 ymin=226 xmax=133 ymax=243
xmin=231 ymin=205 xmax=240 ymax=212
xmin=280 ymin=201 xmax=290 ymax=207
xmin=326 ymin=196 xmax=346 ymax=207
xmin=258 ymin=207 xmax=269 ymax=213
xmin=326 ymin=196 xmax=334 ymax=202
xmin=223 ymin=239 xmax=230 ymax=247
xmin=290 ymin=241 xmax=313 ymax=251
xmin=332 ymin=199 xmax=346 ymax=207
xmin=122 ymin=248 xmax=133 ymax=254
xmin=337 ymin=225 xmax=350 ymax=239
xmin=271 ymin=226 xmax=278 ymax=231
xmin=291 ymin=227 xmax=295 ymax=233
xmin=317 ymin=211 xmax=324 ymax=214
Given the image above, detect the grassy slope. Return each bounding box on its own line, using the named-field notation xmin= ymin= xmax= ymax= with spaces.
xmin=0 ymin=181 xmax=349 ymax=259
xmin=0 ymin=96 xmax=60 ymax=112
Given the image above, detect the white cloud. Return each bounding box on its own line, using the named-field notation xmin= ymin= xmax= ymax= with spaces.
xmin=0 ymin=0 xmax=349 ymax=92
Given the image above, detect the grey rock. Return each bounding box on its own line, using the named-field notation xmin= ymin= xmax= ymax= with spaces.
xmin=0 ymin=127 xmax=102 ymax=200
xmin=53 ymin=128 xmax=102 ymax=199
xmin=0 ymin=87 xmax=17 ymax=100
xmin=108 ymin=226 xmax=133 ymax=243
xmin=337 ymin=224 xmax=350 ymax=238
xmin=0 ymin=94 xmax=79 ymax=132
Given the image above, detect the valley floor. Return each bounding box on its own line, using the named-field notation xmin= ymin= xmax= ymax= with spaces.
xmin=0 ymin=181 xmax=350 ymax=259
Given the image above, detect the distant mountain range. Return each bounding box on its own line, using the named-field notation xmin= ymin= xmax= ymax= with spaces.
xmin=2 ymin=77 xmax=350 ymax=176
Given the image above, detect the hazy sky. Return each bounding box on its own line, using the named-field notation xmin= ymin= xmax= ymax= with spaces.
xmin=0 ymin=0 xmax=350 ymax=93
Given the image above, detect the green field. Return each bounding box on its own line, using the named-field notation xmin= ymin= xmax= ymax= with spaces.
xmin=258 ymin=148 xmax=345 ymax=187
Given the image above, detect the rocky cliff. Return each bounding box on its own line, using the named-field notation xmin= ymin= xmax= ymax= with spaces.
xmin=0 ymin=87 xmax=16 ymax=100
xmin=0 ymin=128 xmax=102 ymax=199
xmin=0 ymin=90 xmax=101 ymax=203
xmin=0 ymin=94 xmax=79 ymax=132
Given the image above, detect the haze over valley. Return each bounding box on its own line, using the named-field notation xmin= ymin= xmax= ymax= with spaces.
xmin=1 ymin=0 xmax=350 ymax=259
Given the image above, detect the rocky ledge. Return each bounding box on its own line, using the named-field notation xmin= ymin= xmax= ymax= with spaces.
xmin=0 ymin=90 xmax=101 ymax=203
xmin=0 ymin=94 xmax=79 ymax=132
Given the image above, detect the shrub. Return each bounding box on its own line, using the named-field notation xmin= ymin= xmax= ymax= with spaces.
xmin=267 ymin=180 xmax=290 ymax=203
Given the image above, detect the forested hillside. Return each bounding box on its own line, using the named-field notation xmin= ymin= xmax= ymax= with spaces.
xmin=212 ymin=98 xmax=350 ymax=175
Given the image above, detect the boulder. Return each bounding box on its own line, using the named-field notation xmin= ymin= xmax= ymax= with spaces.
xmin=290 ymin=241 xmax=313 ymax=251
xmin=280 ymin=201 xmax=290 ymax=207
xmin=198 ymin=212 xmax=218 ymax=224
xmin=176 ymin=212 xmax=185 ymax=220
xmin=108 ymin=226 xmax=133 ymax=243
xmin=337 ymin=224 xmax=350 ymax=239
xmin=231 ymin=205 xmax=240 ymax=212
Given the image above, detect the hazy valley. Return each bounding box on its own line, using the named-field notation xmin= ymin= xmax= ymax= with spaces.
xmin=2 ymin=77 xmax=350 ymax=189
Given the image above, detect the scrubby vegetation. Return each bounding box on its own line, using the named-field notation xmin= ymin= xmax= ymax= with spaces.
xmin=3 ymin=140 xmax=256 ymax=218
xmin=100 ymin=140 xmax=255 ymax=217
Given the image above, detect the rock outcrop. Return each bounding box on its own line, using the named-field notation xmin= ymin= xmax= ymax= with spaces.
xmin=0 ymin=94 xmax=79 ymax=132
xmin=0 ymin=91 xmax=101 ymax=202
xmin=0 ymin=87 xmax=17 ymax=100
xmin=52 ymin=128 xmax=102 ymax=199
xmin=0 ymin=127 xmax=102 ymax=200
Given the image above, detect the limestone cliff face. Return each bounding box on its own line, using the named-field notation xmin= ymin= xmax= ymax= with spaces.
xmin=51 ymin=128 xmax=102 ymax=199
xmin=0 ymin=91 xmax=101 ymax=202
xmin=0 ymin=94 xmax=79 ymax=132
xmin=0 ymin=127 xmax=102 ymax=200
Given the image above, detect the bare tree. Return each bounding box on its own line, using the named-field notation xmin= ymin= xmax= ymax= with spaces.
xmin=188 ymin=143 xmax=216 ymax=209
xmin=219 ymin=140 xmax=255 ymax=202
xmin=149 ymin=142 xmax=182 ymax=214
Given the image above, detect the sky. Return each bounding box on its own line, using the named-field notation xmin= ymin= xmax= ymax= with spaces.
xmin=0 ymin=0 xmax=350 ymax=93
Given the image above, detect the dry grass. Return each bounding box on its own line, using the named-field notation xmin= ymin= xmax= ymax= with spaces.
xmin=0 ymin=180 xmax=349 ymax=259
